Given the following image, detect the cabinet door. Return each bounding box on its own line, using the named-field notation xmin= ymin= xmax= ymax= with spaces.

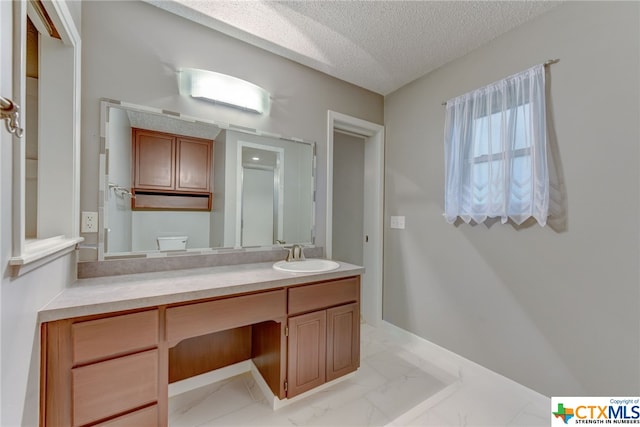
xmin=133 ymin=129 xmax=175 ymax=190
xmin=176 ymin=137 xmax=211 ymax=192
xmin=326 ymin=303 xmax=360 ymax=382
xmin=287 ymin=311 xmax=326 ymax=397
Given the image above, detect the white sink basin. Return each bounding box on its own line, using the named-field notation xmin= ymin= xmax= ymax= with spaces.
xmin=273 ymin=259 xmax=340 ymax=273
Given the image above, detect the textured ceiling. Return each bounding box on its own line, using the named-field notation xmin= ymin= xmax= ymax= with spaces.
xmin=147 ymin=0 xmax=561 ymax=95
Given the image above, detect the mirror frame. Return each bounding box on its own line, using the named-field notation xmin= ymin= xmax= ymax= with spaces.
xmin=97 ymin=99 xmax=316 ymax=261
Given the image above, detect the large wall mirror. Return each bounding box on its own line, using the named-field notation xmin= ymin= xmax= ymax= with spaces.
xmin=98 ymin=100 xmax=316 ymax=260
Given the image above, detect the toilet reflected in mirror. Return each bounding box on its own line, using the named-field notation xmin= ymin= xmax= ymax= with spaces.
xmin=157 ymin=236 xmax=188 ymax=251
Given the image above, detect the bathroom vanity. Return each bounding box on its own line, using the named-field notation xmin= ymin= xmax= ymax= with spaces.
xmin=39 ymin=261 xmax=363 ymax=426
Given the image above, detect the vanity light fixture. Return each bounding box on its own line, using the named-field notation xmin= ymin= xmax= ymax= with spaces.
xmin=179 ymin=68 xmax=270 ymax=114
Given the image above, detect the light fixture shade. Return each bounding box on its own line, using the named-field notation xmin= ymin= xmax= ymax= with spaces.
xmin=179 ymin=68 xmax=270 ymax=114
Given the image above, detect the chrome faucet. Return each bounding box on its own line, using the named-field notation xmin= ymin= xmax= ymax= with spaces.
xmin=285 ymin=244 xmax=305 ymax=262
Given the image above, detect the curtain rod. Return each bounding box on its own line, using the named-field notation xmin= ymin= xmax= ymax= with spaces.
xmin=441 ymin=59 xmax=560 ymax=106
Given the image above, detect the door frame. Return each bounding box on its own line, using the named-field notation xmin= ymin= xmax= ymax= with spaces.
xmin=326 ymin=111 xmax=384 ymax=326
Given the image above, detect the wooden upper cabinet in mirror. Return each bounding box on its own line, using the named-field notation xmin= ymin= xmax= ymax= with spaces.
xmin=176 ymin=137 xmax=212 ymax=192
xmin=131 ymin=128 xmax=213 ymax=211
xmin=133 ymin=129 xmax=175 ymax=191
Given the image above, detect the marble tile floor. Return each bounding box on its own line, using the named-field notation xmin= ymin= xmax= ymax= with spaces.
xmin=168 ymin=322 xmax=550 ymax=426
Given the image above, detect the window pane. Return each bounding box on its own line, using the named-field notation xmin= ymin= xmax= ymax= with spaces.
xmin=489 ymin=111 xmax=503 ymax=155
xmin=472 ymin=116 xmax=489 ymax=157
xmin=510 ymin=155 xmax=531 ymax=185
xmin=508 ymin=155 xmax=532 ymax=212
xmin=470 ymin=159 xmax=505 ymax=206
xmin=513 ymin=104 xmax=532 ymax=150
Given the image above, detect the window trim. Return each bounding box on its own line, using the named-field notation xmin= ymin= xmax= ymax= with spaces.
xmin=469 ymin=147 xmax=531 ymax=165
xmin=9 ymin=0 xmax=82 ymax=276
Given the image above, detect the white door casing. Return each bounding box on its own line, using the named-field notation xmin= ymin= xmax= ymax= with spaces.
xmin=327 ymin=111 xmax=384 ymax=327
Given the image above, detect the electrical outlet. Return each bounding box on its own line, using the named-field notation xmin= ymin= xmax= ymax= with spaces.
xmin=81 ymin=211 xmax=99 ymax=233
xmin=390 ymin=216 xmax=405 ymax=229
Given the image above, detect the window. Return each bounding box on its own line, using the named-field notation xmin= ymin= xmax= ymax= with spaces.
xmin=444 ymin=64 xmax=549 ymax=226
xmin=8 ymin=0 xmax=82 ymax=275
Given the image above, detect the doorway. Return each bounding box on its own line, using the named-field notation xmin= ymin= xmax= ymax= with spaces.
xmin=242 ymin=167 xmax=275 ymax=246
xmin=237 ymin=142 xmax=284 ymax=247
xmin=327 ymin=111 xmax=384 ymax=326
xmin=332 ymin=131 xmax=365 ymax=266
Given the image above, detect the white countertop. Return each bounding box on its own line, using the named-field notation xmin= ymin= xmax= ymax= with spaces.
xmin=39 ymin=261 xmax=364 ymax=322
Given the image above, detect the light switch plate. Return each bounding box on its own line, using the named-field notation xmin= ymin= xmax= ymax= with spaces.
xmin=81 ymin=211 xmax=99 ymax=233
xmin=390 ymin=216 xmax=405 ymax=229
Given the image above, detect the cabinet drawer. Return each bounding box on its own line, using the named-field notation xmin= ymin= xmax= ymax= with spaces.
xmin=72 ymin=350 xmax=158 ymax=427
xmin=94 ymin=405 xmax=158 ymax=427
xmin=166 ymin=289 xmax=286 ymax=346
xmin=72 ymin=310 xmax=158 ymax=365
xmin=288 ymin=277 xmax=360 ymax=315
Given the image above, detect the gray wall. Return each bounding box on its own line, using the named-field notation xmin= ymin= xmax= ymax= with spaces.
xmin=383 ymin=1 xmax=640 ymax=396
xmin=80 ymin=0 xmax=383 ymax=258
xmin=332 ymin=131 xmax=365 ymax=266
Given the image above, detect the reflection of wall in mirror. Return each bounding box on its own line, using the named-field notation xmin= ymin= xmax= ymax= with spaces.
xmin=242 ymin=168 xmax=275 ymax=246
xmin=211 ymin=130 xmax=226 ymax=248
xmin=221 ymin=130 xmax=314 ymax=247
xmin=286 ymin=142 xmax=314 ymax=244
xmin=106 ymin=107 xmax=132 ymax=253
xmin=132 ymin=211 xmax=209 ymax=251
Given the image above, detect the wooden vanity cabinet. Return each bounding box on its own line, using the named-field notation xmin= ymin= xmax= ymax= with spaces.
xmin=131 ymin=128 xmax=213 ymax=210
xmin=286 ymin=277 xmax=360 ymax=398
xmin=41 ymin=309 xmax=161 ymax=427
xmin=40 ymin=275 xmax=361 ymax=426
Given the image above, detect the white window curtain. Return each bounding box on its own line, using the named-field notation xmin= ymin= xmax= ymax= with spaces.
xmin=443 ymin=64 xmax=549 ymax=226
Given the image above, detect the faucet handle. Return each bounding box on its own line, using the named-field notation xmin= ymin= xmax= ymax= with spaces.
xmin=284 ymin=244 xmax=305 ymax=261
xmin=295 ymin=245 xmax=306 ymax=261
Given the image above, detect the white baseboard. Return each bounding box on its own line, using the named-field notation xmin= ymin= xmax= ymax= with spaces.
xmin=380 ymin=321 xmax=549 ymax=400
xmin=168 ymin=360 xmax=252 ymax=398
xmin=250 ymin=362 xmax=356 ymax=411
xmin=168 ymin=358 xmax=356 ymax=411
